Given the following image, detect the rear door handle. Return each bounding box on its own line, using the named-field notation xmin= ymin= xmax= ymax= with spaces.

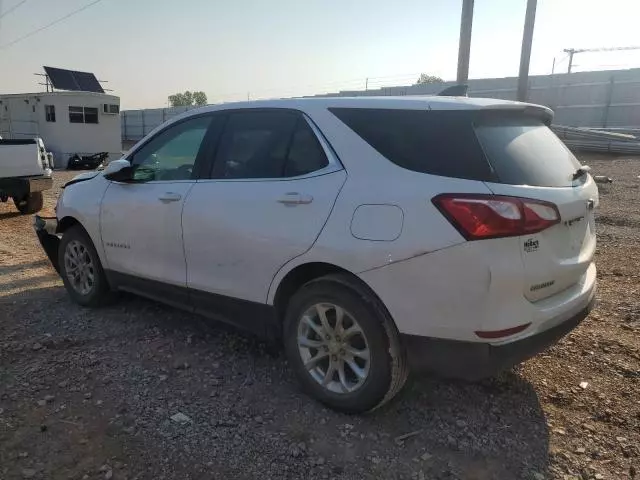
xmin=158 ymin=192 xmax=182 ymax=203
xmin=277 ymin=192 xmax=313 ymax=205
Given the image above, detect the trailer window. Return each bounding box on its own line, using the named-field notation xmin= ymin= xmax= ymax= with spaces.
xmin=69 ymin=106 xmax=99 ymax=124
xmin=45 ymin=105 xmax=56 ymax=122
xmin=84 ymin=107 xmax=98 ymax=124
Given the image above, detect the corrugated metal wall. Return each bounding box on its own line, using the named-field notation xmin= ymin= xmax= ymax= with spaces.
xmin=121 ymin=68 xmax=640 ymax=141
xmin=121 ymin=105 xmax=196 ymax=141
xmin=315 ymin=68 xmax=640 ymax=128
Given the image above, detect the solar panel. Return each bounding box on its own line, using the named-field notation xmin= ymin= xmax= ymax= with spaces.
xmin=74 ymin=71 xmax=104 ymax=93
xmin=43 ymin=66 xmax=104 ymax=93
xmin=44 ymin=66 xmax=79 ymax=91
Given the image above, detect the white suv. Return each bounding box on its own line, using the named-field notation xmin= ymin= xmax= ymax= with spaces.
xmin=34 ymin=97 xmax=597 ymax=413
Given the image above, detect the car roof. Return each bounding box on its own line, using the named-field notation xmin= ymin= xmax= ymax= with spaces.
xmin=189 ymin=95 xmax=550 ymax=114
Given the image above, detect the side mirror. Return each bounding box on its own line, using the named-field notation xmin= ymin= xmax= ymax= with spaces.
xmin=103 ymin=159 xmax=134 ymax=182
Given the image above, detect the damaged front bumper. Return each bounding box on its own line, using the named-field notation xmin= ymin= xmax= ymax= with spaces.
xmin=33 ymin=215 xmax=60 ymax=274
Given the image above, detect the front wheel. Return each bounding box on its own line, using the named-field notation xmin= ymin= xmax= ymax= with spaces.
xmin=283 ymin=274 xmax=408 ymax=413
xmin=58 ymin=225 xmax=113 ymax=307
xmin=14 ymin=192 xmax=43 ymax=214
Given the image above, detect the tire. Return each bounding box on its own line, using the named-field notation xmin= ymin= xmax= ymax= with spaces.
xmin=14 ymin=192 xmax=43 ymax=214
xmin=58 ymin=225 xmax=113 ymax=307
xmin=283 ymin=274 xmax=408 ymax=413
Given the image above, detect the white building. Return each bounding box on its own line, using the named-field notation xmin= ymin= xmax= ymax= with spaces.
xmin=0 ymin=91 xmax=121 ymax=168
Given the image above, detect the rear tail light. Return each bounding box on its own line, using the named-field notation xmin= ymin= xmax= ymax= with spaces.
xmin=432 ymin=194 xmax=560 ymax=240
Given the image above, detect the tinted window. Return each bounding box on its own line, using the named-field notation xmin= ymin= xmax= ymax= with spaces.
xmin=284 ymin=120 xmax=329 ymax=177
xmin=214 ymin=111 xmax=298 ymax=179
xmin=84 ymin=107 xmax=99 ymax=124
xmin=131 ymin=116 xmax=211 ymax=182
xmin=475 ymin=116 xmax=581 ymax=187
xmin=69 ymin=106 xmax=84 ymax=123
xmin=45 ymin=105 xmax=56 ymax=122
xmin=330 ymin=108 xmax=494 ymax=181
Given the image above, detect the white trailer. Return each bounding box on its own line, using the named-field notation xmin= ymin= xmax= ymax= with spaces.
xmin=0 ymin=91 xmax=121 ymax=169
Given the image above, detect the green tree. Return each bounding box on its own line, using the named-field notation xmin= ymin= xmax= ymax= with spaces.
xmin=415 ymin=73 xmax=443 ymax=85
xmin=192 ymin=91 xmax=207 ymax=106
xmin=168 ymin=90 xmax=207 ymax=107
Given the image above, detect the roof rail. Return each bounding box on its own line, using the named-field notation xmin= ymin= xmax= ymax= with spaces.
xmin=437 ymin=84 xmax=468 ymax=97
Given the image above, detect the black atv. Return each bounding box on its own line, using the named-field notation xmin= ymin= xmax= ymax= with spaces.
xmin=67 ymin=152 xmax=110 ymax=170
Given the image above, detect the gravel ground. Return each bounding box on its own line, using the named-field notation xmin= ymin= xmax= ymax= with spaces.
xmin=1 ymin=155 xmax=638 ymax=480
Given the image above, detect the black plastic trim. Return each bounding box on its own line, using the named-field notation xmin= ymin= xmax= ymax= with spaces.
xmin=401 ymin=296 xmax=595 ymax=381
xmin=33 ymin=216 xmax=60 ymax=273
xmin=105 ymin=271 xmax=278 ymax=339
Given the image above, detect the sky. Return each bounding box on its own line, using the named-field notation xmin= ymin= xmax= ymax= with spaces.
xmin=1 ymin=0 xmax=639 ymax=109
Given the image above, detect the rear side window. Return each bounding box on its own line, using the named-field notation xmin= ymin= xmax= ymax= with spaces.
xmin=214 ymin=111 xmax=298 ymax=179
xmin=330 ymin=108 xmax=494 ymax=182
xmin=284 ymin=120 xmax=329 ymax=177
xmin=475 ymin=116 xmax=581 ymax=187
xmin=213 ymin=111 xmax=329 ymax=179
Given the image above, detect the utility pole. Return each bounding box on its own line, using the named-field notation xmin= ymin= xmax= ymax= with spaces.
xmin=566 ymin=48 xmax=576 ymax=74
xmin=456 ymin=0 xmax=474 ymax=84
xmin=517 ymin=0 xmax=537 ymax=101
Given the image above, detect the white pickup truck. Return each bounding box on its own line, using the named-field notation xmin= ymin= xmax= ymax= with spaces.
xmin=0 ymin=137 xmax=53 ymax=214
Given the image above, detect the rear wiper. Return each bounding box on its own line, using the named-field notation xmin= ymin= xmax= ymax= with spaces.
xmin=572 ymin=165 xmax=591 ymax=181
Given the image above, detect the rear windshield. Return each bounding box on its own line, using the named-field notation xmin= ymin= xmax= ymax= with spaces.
xmin=475 ymin=116 xmax=581 ymax=187
xmin=330 ymin=108 xmax=581 ymax=187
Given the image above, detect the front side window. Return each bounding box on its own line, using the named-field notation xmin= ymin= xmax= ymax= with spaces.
xmin=130 ymin=115 xmax=212 ymax=182
xmin=68 ymin=106 xmax=99 ymax=124
xmin=213 ymin=111 xmax=329 ymax=179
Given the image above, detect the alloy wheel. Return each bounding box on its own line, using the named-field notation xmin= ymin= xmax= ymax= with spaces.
xmin=64 ymin=240 xmax=95 ymax=295
xmin=297 ymin=303 xmax=371 ymax=394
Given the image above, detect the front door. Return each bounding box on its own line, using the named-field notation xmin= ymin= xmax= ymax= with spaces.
xmin=100 ymin=115 xmax=214 ymax=300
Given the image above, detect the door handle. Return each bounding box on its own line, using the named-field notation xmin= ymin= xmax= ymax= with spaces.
xmin=158 ymin=192 xmax=182 ymax=203
xmin=277 ymin=192 xmax=313 ymax=205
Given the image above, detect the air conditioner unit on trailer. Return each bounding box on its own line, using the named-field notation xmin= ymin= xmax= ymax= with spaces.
xmin=102 ymin=104 xmax=120 ymax=115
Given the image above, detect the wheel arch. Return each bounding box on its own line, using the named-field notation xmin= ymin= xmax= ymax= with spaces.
xmin=56 ymin=215 xmax=82 ymax=234
xmin=270 ymin=261 xmax=387 ymax=326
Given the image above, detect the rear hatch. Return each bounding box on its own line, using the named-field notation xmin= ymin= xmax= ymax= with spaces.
xmin=475 ymin=112 xmax=598 ymax=301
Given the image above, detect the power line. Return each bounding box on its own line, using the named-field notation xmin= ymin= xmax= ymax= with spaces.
xmin=0 ymin=0 xmax=27 ymax=20
xmin=0 ymin=0 xmax=104 ymax=49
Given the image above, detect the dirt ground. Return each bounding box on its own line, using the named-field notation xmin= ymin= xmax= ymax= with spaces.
xmin=1 ymin=154 xmax=638 ymax=480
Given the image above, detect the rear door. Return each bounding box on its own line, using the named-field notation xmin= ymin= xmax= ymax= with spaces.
xmin=182 ymin=110 xmax=346 ymax=329
xmin=475 ymin=113 xmax=598 ymax=301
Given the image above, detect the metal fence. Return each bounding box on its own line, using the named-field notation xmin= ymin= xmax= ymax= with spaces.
xmin=121 ymin=105 xmax=198 ymax=142
xmin=121 ymin=68 xmax=640 ymax=141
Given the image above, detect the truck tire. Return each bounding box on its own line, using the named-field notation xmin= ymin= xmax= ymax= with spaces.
xmin=14 ymin=192 xmax=43 ymax=215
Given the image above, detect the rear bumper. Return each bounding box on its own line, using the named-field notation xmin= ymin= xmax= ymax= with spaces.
xmin=401 ymin=295 xmax=595 ymax=381
xmin=33 ymin=215 xmax=60 ymax=273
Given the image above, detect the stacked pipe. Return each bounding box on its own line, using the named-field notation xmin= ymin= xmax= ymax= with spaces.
xmin=552 ymin=125 xmax=640 ymax=155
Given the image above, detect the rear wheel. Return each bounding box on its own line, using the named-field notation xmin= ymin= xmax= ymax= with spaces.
xmin=58 ymin=225 xmax=113 ymax=307
xmin=14 ymin=192 xmax=43 ymax=214
xmin=283 ymin=274 xmax=408 ymax=413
